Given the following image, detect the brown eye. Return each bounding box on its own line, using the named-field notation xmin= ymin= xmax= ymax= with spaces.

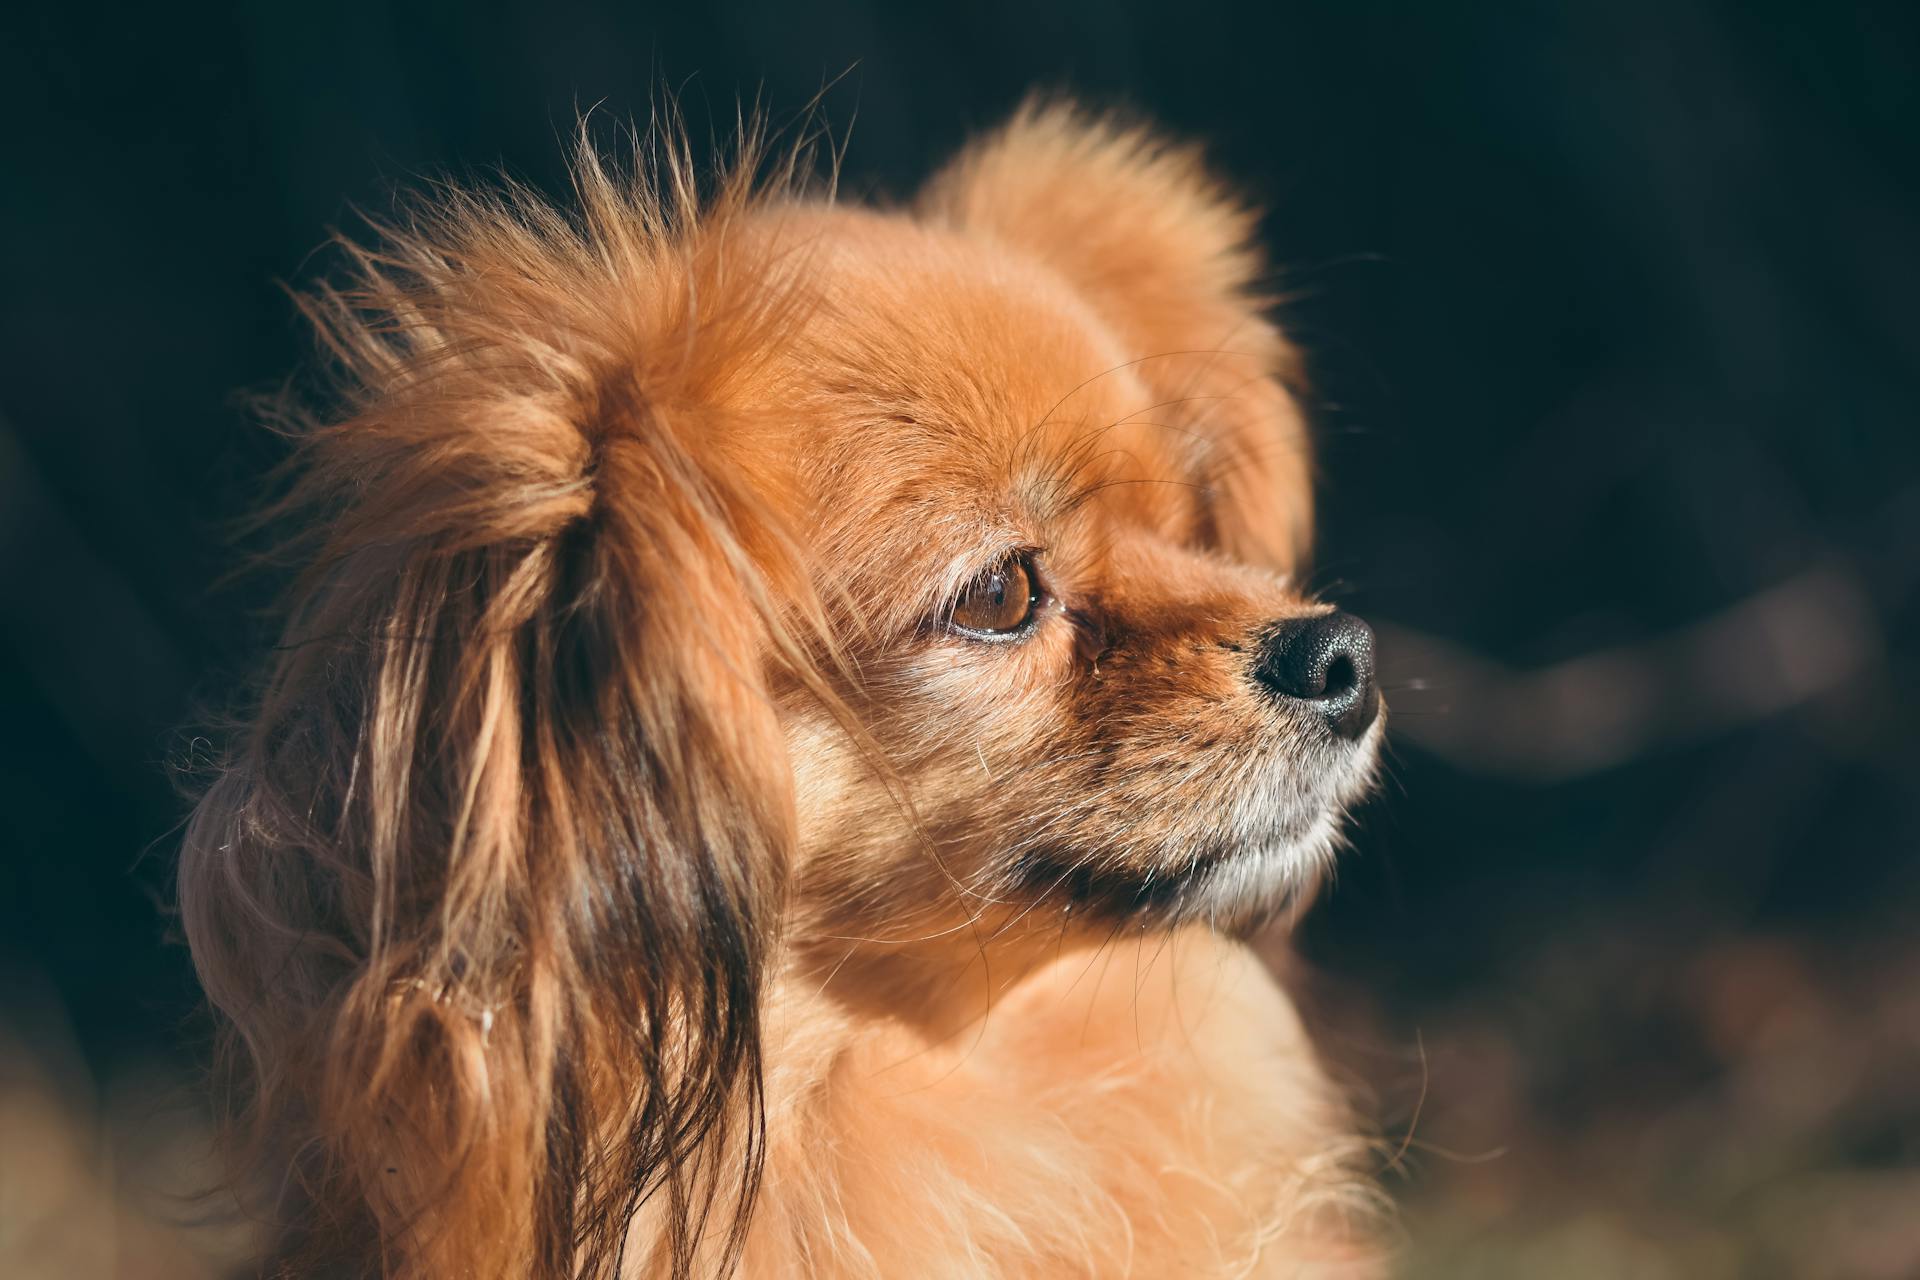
xmin=949 ymin=553 xmax=1040 ymax=638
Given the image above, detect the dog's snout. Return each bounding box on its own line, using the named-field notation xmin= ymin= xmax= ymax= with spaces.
xmin=1253 ymin=611 xmax=1380 ymax=739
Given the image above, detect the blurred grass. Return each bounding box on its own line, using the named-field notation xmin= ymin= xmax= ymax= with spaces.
xmin=1290 ymin=922 xmax=1920 ymax=1279
xmin=0 ymin=978 xmax=255 ymax=1280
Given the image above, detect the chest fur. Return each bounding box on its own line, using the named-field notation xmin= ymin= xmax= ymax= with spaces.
xmin=732 ymin=933 xmax=1380 ymax=1279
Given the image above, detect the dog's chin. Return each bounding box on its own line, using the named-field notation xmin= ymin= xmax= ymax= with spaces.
xmin=1010 ymin=724 xmax=1383 ymax=933
xmin=1171 ymin=812 xmax=1347 ymax=934
xmin=1012 ymin=814 xmax=1341 ymax=935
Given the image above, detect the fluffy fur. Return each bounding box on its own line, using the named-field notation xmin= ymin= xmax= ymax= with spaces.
xmin=179 ymin=101 xmax=1387 ymax=1277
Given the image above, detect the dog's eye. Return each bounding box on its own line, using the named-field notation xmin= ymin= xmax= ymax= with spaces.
xmin=950 ymin=553 xmax=1040 ymax=638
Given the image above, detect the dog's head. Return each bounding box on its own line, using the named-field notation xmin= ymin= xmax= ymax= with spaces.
xmin=179 ymin=104 xmax=1380 ymax=1277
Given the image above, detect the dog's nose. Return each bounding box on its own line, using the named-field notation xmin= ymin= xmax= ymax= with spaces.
xmin=1253 ymin=611 xmax=1380 ymax=739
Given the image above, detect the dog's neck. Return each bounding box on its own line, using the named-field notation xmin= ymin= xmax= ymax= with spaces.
xmin=709 ymin=926 xmax=1384 ymax=1278
xmin=785 ymin=913 xmax=1155 ymax=1041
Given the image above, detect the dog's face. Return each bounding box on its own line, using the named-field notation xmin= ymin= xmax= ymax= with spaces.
xmin=178 ymin=104 xmax=1384 ymax=1276
xmin=743 ymin=208 xmax=1383 ymax=940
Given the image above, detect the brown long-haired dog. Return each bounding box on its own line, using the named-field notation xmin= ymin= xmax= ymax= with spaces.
xmin=179 ymin=101 xmax=1387 ymax=1277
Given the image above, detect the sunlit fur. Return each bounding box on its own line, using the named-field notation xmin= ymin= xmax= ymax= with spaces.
xmin=179 ymin=101 xmax=1387 ymax=1278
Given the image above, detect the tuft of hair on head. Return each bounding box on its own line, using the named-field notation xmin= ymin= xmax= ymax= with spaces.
xmin=919 ymin=95 xmax=1317 ymax=572
xmin=177 ymin=112 xmax=832 ymax=1279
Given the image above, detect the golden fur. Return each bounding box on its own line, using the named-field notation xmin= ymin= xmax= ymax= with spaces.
xmin=179 ymin=101 xmax=1387 ymax=1277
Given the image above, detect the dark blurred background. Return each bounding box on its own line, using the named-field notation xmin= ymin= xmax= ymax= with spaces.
xmin=3 ymin=3 xmax=1916 ymax=1276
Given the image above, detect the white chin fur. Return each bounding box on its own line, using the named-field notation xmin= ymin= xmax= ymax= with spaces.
xmin=1182 ymin=717 xmax=1384 ymax=927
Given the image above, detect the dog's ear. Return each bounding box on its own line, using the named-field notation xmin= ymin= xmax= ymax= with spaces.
xmin=919 ymin=99 xmax=1314 ymax=571
xmin=179 ymin=142 xmax=812 ymax=1278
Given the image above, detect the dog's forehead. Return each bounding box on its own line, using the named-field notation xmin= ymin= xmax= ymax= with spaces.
xmin=761 ymin=208 xmax=1204 ymax=516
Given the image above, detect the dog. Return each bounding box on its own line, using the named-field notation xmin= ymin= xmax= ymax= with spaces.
xmin=179 ymin=100 xmax=1387 ymax=1277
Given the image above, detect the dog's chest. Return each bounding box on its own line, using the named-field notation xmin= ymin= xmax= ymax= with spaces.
xmin=736 ymin=933 xmax=1380 ymax=1279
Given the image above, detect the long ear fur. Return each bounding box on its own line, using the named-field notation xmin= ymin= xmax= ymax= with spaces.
xmin=179 ymin=127 xmax=819 ymax=1278
xmin=919 ymin=99 xmax=1316 ymax=571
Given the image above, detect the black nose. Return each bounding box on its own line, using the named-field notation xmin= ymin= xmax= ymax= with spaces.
xmin=1253 ymin=611 xmax=1380 ymax=739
